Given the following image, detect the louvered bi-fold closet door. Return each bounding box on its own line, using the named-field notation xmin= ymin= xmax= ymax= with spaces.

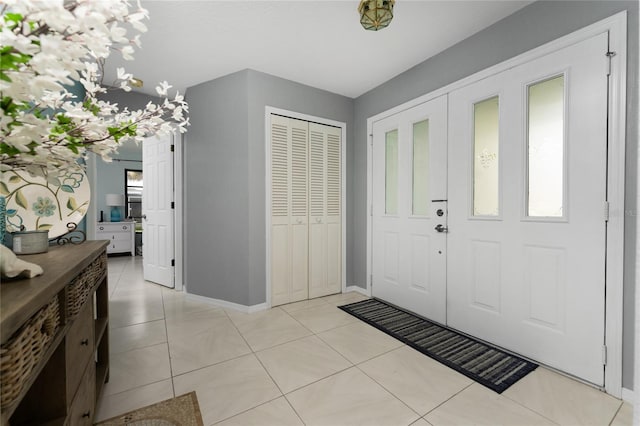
xmin=270 ymin=115 xmax=309 ymax=306
xmin=308 ymin=122 xmax=342 ymax=298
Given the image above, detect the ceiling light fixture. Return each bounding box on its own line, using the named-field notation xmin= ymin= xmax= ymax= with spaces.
xmin=358 ymin=0 xmax=395 ymax=31
xmin=130 ymin=77 xmax=143 ymax=88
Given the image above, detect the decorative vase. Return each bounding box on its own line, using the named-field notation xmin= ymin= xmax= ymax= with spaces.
xmin=7 ymin=230 xmax=49 ymax=254
xmin=110 ymin=206 xmax=122 ymax=222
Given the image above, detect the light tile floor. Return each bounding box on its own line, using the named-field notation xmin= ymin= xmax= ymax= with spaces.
xmin=96 ymin=256 xmax=633 ymax=426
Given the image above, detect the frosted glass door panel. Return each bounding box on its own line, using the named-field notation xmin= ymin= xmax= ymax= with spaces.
xmin=385 ymin=129 xmax=399 ymax=215
xmin=527 ymin=75 xmax=565 ymax=218
xmin=473 ymin=97 xmax=500 ymax=216
xmin=412 ymin=120 xmax=430 ymax=216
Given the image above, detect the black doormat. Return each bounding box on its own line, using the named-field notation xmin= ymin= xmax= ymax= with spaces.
xmin=338 ymin=298 xmax=537 ymax=394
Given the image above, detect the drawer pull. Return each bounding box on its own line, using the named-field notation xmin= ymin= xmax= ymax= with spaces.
xmin=99 ymin=226 xmax=104 ymax=230
xmin=82 ymin=411 xmax=91 ymax=418
xmin=80 ymin=338 xmax=89 ymax=346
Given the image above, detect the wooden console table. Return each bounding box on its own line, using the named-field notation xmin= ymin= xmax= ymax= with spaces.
xmin=0 ymin=241 xmax=109 ymax=425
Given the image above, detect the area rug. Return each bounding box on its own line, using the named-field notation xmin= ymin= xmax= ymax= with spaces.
xmin=339 ymin=298 xmax=537 ymax=393
xmin=96 ymin=391 xmax=204 ymax=426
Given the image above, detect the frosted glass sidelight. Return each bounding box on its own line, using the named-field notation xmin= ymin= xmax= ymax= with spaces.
xmin=473 ymin=97 xmax=500 ymax=216
xmin=527 ymin=76 xmax=564 ymax=217
xmin=412 ymin=120 xmax=430 ymax=216
xmin=385 ymin=129 xmax=398 ymax=215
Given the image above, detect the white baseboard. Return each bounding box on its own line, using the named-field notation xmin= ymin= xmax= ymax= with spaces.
xmin=621 ymin=387 xmax=634 ymax=403
xmin=185 ymin=292 xmax=268 ymax=313
xmin=246 ymin=302 xmax=268 ymax=313
xmin=183 ymin=286 xmax=371 ymax=313
xmin=345 ymin=285 xmax=370 ymax=297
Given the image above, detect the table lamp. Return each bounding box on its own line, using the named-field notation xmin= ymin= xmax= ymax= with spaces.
xmin=106 ymin=194 xmax=125 ymax=222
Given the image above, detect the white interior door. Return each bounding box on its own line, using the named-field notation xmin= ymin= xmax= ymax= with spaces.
xmin=371 ymin=95 xmax=448 ymax=323
xmin=143 ymin=133 xmax=175 ymax=288
xmin=447 ymin=32 xmax=609 ymax=385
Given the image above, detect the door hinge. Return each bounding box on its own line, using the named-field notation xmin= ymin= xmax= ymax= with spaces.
xmin=170 ymin=144 xmax=175 ymax=152
xmin=604 ymin=201 xmax=609 ymax=221
xmin=370 ymin=204 xmax=373 ymax=216
xmin=171 ymin=201 xmax=175 ymax=209
xmin=370 ymin=274 xmax=373 ymax=287
xmin=171 ymin=259 xmax=175 ymax=267
xmin=606 ymin=51 xmax=616 ymax=76
xmin=602 ymin=345 xmax=607 ymax=365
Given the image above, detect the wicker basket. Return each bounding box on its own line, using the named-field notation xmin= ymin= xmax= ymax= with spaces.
xmin=0 ymin=296 xmax=61 ymax=408
xmin=66 ymin=252 xmax=107 ymax=318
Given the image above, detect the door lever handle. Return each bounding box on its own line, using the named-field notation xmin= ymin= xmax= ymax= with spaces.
xmin=434 ymin=224 xmax=448 ymax=233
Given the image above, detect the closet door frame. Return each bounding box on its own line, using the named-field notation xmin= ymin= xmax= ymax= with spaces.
xmin=365 ymin=12 xmax=626 ymax=397
xmin=265 ymin=106 xmax=347 ymax=307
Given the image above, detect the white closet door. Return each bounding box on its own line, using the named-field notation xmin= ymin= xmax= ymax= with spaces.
xmin=271 ymin=115 xmax=309 ymax=306
xmin=309 ymin=122 xmax=342 ymax=298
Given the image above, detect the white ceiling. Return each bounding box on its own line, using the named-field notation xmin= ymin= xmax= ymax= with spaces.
xmin=103 ymin=1 xmax=532 ymax=99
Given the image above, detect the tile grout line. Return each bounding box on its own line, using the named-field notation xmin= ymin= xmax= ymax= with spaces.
xmin=112 ymin=284 xmax=415 ymax=423
xmin=500 ymin=387 xmax=571 ymax=426
xmin=100 ymin=257 xmax=173 ymax=418
xmin=160 ymin=287 xmax=177 ymax=399
xmin=225 ymin=309 xmax=317 ymax=405
xmin=280 ymin=305 xmax=320 ymax=334
xmin=607 ymin=400 xmax=625 ymax=426
xmin=101 ymin=341 xmax=173 ymax=396
xmin=419 ymin=381 xmax=475 ymax=420
xmin=281 ymin=394 xmax=308 ymax=426
xmin=107 ymin=280 xmax=432 ymax=422
xmin=103 ymin=266 xmax=623 ymax=426
xmin=353 ymin=360 xmax=423 ymax=422
xmin=210 ymin=394 xmax=305 ymax=426
xmin=202 ymin=310 xmax=297 ymax=425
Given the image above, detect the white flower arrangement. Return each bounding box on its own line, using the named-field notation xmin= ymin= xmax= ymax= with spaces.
xmin=0 ymin=0 xmax=189 ymax=178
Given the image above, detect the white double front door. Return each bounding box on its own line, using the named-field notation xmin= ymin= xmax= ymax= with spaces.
xmin=371 ymin=32 xmax=608 ymax=385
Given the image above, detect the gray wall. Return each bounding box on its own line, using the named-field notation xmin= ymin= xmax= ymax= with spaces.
xmin=351 ymin=1 xmax=638 ymax=390
xmin=246 ymin=70 xmax=355 ymax=305
xmin=184 ymin=71 xmax=250 ymax=304
xmin=184 ymin=70 xmax=354 ymax=305
xmin=94 ymin=141 xmax=142 ymax=222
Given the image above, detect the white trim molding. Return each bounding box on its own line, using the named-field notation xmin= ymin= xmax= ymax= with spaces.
xmin=366 ymin=11 xmax=627 ymax=397
xmin=264 ymin=106 xmax=348 ymax=308
xmin=602 ymin=10 xmax=627 ymax=400
xmin=185 ymin=292 xmax=268 ymax=314
xmin=173 ymin=132 xmax=184 ymax=292
xmin=85 ymin=153 xmax=98 ymax=241
xmin=345 ymin=285 xmax=370 ymax=297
